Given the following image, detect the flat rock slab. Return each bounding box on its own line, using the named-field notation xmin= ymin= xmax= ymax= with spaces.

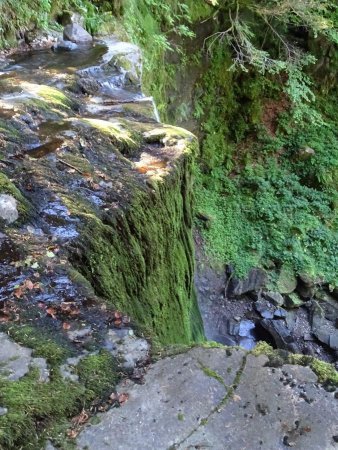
xmin=77 ymin=347 xmax=338 ymax=450
xmin=0 ymin=332 xmax=49 ymax=381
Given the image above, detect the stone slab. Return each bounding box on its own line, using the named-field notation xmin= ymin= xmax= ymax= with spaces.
xmin=77 ymin=348 xmax=338 ymax=450
xmin=77 ymin=347 xmax=245 ymax=450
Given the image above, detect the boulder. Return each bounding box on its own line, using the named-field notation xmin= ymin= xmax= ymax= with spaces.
xmin=261 ymin=319 xmax=298 ymax=352
xmin=277 ymin=265 xmax=297 ymax=294
xmin=264 ymin=291 xmax=284 ymax=307
xmin=0 ymin=194 xmax=18 ymax=224
xmin=254 ymin=300 xmax=275 ymax=319
xmin=103 ymin=41 xmax=142 ymax=86
xmin=63 ymin=24 xmax=92 ymax=43
xmin=284 ymin=293 xmax=304 ymax=309
xmin=61 ymin=11 xmax=85 ymax=27
xmin=227 ymin=268 xmax=267 ymax=297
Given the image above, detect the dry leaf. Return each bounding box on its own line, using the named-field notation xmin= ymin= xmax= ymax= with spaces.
xmin=118 ymin=393 xmax=129 ymax=405
xmin=24 ymin=279 xmax=34 ymax=290
xmin=14 ymin=287 xmax=24 ymax=298
xmin=46 ymin=306 xmax=57 ymax=319
xmin=62 ymin=322 xmax=71 ymax=330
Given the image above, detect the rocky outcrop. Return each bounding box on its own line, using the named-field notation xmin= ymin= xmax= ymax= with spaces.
xmin=77 ymin=347 xmax=338 ymax=450
xmin=226 ymin=267 xmax=267 ymax=297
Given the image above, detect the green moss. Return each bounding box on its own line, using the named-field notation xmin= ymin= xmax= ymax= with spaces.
xmin=0 ymin=369 xmax=84 ymax=450
xmin=252 ymin=342 xmax=338 ymax=385
xmin=69 ymin=136 xmax=204 ymax=345
xmin=177 ymin=413 xmax=185 ymax=421
xmin=0 ymin=172 xmax=31 ymax=221
xmin=6 ymin=325 xmax=71 ymax=367
xmin=76 ymin=351 xmax=119 ymax=402
xmin=200 ymin=364 xmax=225 ymax=386
xmin=75 ymin=118 xmax=141 ymax=156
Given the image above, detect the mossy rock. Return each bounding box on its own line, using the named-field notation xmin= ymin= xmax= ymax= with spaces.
xmin=252 ymin=342 xmax=338 ymax=385
xmin=0 ymin=172 xmax=31 ymax=223
xmin=277 ymin=266 xmax=297 ymax=294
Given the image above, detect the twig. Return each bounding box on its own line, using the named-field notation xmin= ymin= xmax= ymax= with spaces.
xmin=56 ymin=158 xmax=84 ymax=175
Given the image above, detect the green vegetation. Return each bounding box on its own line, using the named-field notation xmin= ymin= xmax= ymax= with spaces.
xmin=0 ymin=326 xmax=120 ymax=449
xmin=118 ymin=0 xmax=338 ymax=289
xmin=7 ymin=325 xmax=72 ymax=367
xmin=0 ymin=172 xmax=31 ymax=220
xmin=252 ymin=342 xmax=338 ymax=385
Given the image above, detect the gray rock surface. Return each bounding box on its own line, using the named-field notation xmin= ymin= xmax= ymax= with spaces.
xmin=105 ymin=329 xmax=149 ymax=370
xmin=0 ymin=332 xmax=32 ymax=380
xmin=0 ymin=332 xmax=49 ymax=381
xmin=0 ymin=194 xmax=19 ymax=223
xmin=102 ymin=40 xmax=142 ymax=86
xmin=63 ymin=24 xmax=92 ymax=43
xmin=77 ymin=347 xmax=337 ymax=450
xmin=227 ymin=268 xmax=267 ymax=296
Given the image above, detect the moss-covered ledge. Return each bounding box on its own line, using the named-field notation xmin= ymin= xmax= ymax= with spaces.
xmin=68 ymin=121 xmax=205 ymax=345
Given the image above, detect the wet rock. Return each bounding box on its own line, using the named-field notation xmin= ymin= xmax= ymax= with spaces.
xmin=77 ymin=76 xmax=101 ymax=95
xmin=277 ymin=266 xmax=297 ymax=294
xmin=261 ymin=319 xmax=298 ymax=352
xmin=24 ymin=29 xmax=59 ymax=49
xmin=297 ymin=273 xmax=318 ymax=299
xmin=105 ymin=329 xmax=149 ymax=371
xmin=0 ymin=194 xmax=19 ymax=224
xmin=273 ymin=308 xmax=287 ymax=319
xmin=227 ymin=268 xmax=267 ymax=297
xmin=53 ymin=39 xmax=78 ymax=51
xmin=67 ymin=327 xmax=92 ymax=342
xmin=264 ymin=291 xmax=284 ymax=307
xmin=311 ymin=300 xmax=338 ymax=351
xmin=228 ymin=319 xmax=240 ymax=336
xmin=63 ymin=24 xmax=92 ymax=43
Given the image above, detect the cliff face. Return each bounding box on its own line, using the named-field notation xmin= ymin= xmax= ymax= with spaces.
xmin=70 ymin=123 xmax=204 ymax=345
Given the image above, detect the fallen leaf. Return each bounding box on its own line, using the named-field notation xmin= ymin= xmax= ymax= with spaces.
xmin=46 ymin=251 xmax=55 ymax=258
xmin=69 ymin=307 xmax=80 ymax=316
xmin=66 ymin=429 xmax=79 ymax=439
xmin=14 ymin=287 xmax=24 ymax=299
xmin=233 ymin=394 xmax=241 ymax=402
xmin=24 ymin=279 xmax=34 ymax=290
xmin=118 ymin=393 xmax=129 ymax=405
xmin=62 ymin=322 xmax=71 ymax=330
xmin=46 ymin=306 xmax=57 ymax=319
xmin=71 ymin=409 xmax=89 ymax=426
